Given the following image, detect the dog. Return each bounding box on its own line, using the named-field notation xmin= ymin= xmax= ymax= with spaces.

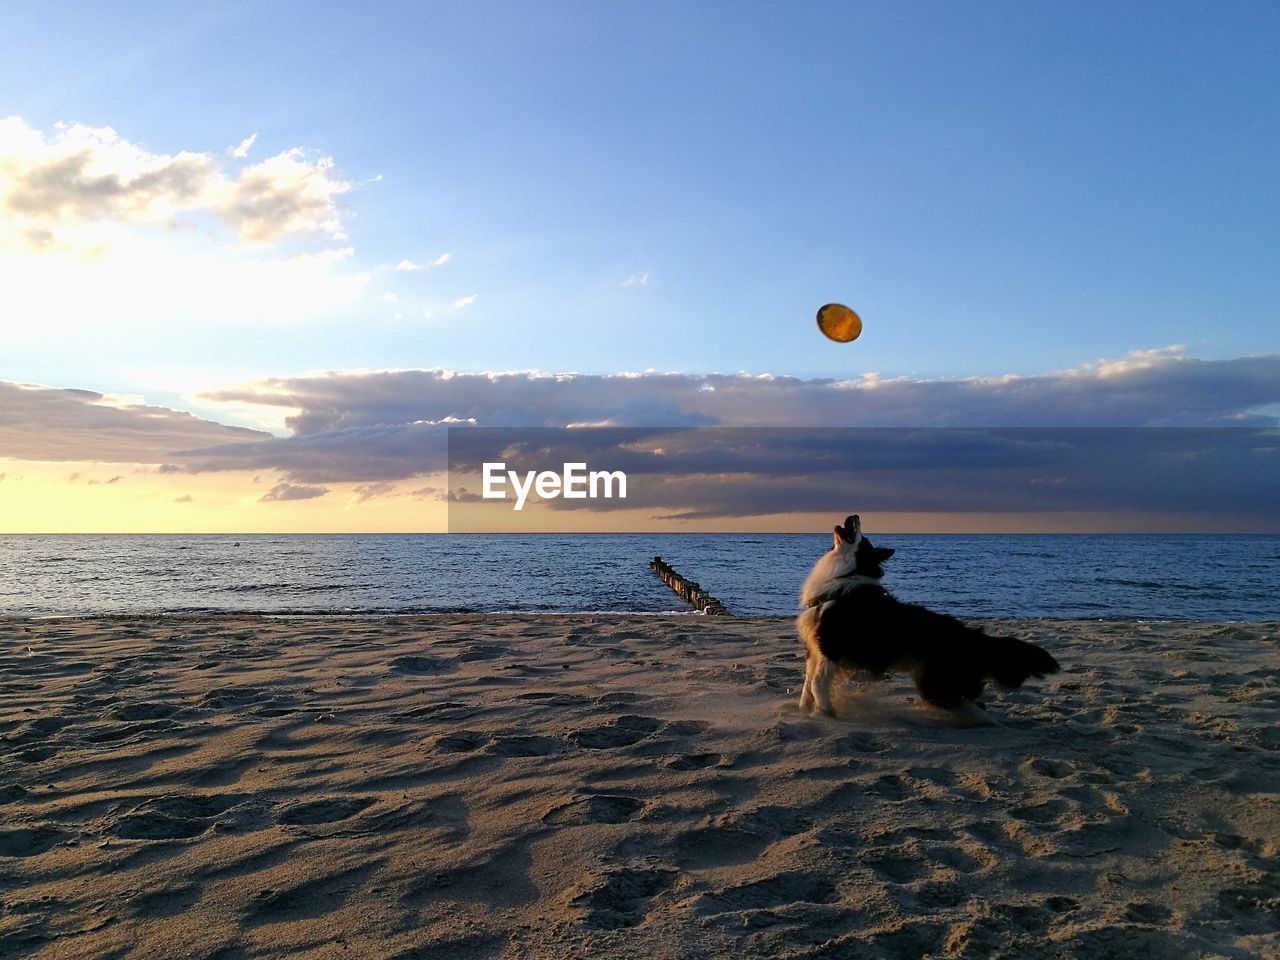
xmin=796 ymin=515 xmax=1060 ymax=715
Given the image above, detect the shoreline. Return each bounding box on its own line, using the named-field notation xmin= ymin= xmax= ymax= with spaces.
xmin=2 ymin=615 xmax=1278 ymax=958
xmin=4 ymin=612 xmax=1277 ymax=624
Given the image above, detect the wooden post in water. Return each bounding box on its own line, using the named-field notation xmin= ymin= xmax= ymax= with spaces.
xmin=649 ymin=557 xmax=730 ymax=615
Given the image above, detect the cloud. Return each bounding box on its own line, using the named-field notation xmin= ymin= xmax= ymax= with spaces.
xmin=350 ymin=481 xmax=397 ymax=503
xmin=443 ymin=427 xmax=1277 ymax=522
xmin=173 ymin=494 xmax=194 ymax=503
xmin=223 ymin=149 xmax=349 ymax=245
xmin=0 ymin=121 xmax=214 ymax=251
xmin=622 ymin=272 xmax=650 ymax=288
xmin=200 ymin=348 xmax=1280 ymax=444
xmin=396 ymin=252 xmax=450 ymax=271
xmin=179 ymin=348 xmax=1280 ymax=529
xmin=0 ymin=117 xmax=350 ymax=251
xmin=452 ymin=293 xmax=477 ymax=309
xmin=179 ymin=421 xmax=453 ymax=483
xmin=0 ymin=380 xmax=270 ymax=463
xmin=1 ymin=118 xmax=370 ymax=339
xmin=13 ymin=348 xmax=1278 ymax=530
xmin=229 ymin=133 xmax=257 ymax=159
xmin=259 ymin=482 xmax=328 ymax=502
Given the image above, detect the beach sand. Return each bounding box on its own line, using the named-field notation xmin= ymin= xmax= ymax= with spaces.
xmin=1 ymin=615 xmax=1278 ymax=959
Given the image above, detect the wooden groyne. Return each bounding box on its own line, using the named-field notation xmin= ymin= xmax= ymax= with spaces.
xmin=649 ymin=557 xmax=730 ymax=616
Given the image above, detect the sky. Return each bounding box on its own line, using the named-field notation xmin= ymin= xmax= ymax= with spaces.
xmin=1 ymin=2 xmax=1278 ymax=532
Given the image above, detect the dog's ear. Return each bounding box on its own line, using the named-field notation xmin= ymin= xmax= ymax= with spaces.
xmin=875 ymin=547 xmax=895 ymax=562
xmin=833 ymin=527 xmax=844 ymax=550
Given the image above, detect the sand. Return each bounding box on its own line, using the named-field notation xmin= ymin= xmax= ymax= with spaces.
xmin=1 ymin=614 xmax=1278 ymax=959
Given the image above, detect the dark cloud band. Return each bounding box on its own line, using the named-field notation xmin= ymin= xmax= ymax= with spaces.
xmin=445 ymin=426 xmax=1280 ymax=529
xmin=0 ymin=381 xmax=268 ymax=463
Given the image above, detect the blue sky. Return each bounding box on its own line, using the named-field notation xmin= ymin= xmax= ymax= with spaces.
xmin=2 ymin=3 xmax=1279 ymax=531
xmin=4 ymin=0 xmax=1277 ymax=406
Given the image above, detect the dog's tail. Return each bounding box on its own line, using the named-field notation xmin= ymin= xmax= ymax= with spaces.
xmin=980 ymin=633 xmax=1061 ymax=690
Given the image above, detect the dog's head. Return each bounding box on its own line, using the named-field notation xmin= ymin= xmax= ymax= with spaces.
xmin=800 ymin=514 xmax=896 ymax=607
xmin=831 ymin=514 xmax=895 ymax=580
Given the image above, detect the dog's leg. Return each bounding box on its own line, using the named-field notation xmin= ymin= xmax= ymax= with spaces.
xmin=796 ymin=606 xmax=820 ymax=714
xmin=799 ymin=652 xmax=817 ymax=713
xmin=811 ymin=654 xmax=837 ymax=717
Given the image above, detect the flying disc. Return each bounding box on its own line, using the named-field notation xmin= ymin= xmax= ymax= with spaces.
xmin=817 ymin=303 xmax=862 ymax=342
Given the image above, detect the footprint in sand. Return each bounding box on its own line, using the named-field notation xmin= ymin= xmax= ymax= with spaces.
xmin=394 ymin=701 xmax=479 ymax=722
xmin=388 ymin=654 xmax=453 ymax=675
xmin=861 ymin=847 xmax=932 ymax=884
xmin=1008 ymin=798 xmax=1071 ymax=825
xmin=245 ymin=862 xmax=383 ymax=927
xmin=0 ymin=784 xmax=29 ymax=804
xmin=927 ymin=842 xmax=999 ymax=874
xmin=827 ymin=919 xmax=947 ymax=958
xmin=192 ymin=757 xmax=257 ymax=788
xmin=594 ymin=691 xmax=645 ymax=705
xmin=276 ymin=796 xmax=375 ymax=826
xmin=734 ymin=804 xmax=812 ymax=837
xmin=1065 ymin=924 xmax=1205 ymax=958
xmin=0 ymin=680 xmax=41 ymax=694
xmin=543 ymin=794 xmax=647 ymax=825
xmin=1214 ymin=881 xmax=1280 ymax=937
xmin=569 ymin=715 xmax=662 ymax=749
xmin=904 ymin=766 xmax=958 ymax=788
xmin=821 ymin=775 xmax=915 ymax=808
xmin=0 ymin=825 xmax=72 ymax=858
xmin=664 ymin=753 xmax=722 ymax=771
xmin=1123 ymin=900 xmax=1175 ymax=924
xmin=488 ymin=734 xmax=564 ymax=757
xmin=84 ymin=719 xmax=176 ymax=744
xmin=694 ymin=872 xmax=838 ymax=916
xmin=670 ymin=825 xmax=769 ymax=869
xmin=434 ymin=730 xmax=490 ymax=753
xmin=510 ymin=691 xmax=588 ymax=707
xmin=109 ymin=702 xmax=179 ymax=721
xmin=199 ymin=686 xmax=267 ymax=708
xmin=453 ymin=644 xmax=511 ymax=662
xmin=662 ymin=719 xmax=709 ymax=737
xmin=1248 ymin=726 xmax=1280 ymax=750
xmin=111 ymin=794 xmax=247 ymax=840
xmin=8 ymin=716 xmax=70 ymax=742
xmin=670 ymin=804 xmax=811 ymax=870
xmin=124 ymin=883 xmax=202 ymax=918
xmin=569 ymin=865 xmax=678 ymax=929
xmin=15 ymin=746 xmax=59 ymax=764
xmin=1023 ymin=757 xmax=1075 ymax=779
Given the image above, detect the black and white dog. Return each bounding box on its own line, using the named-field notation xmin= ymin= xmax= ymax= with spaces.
xmin=797 ymin=515 xmax=1060 ymax=715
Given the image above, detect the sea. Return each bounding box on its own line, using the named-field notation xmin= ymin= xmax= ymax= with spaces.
xmin=1 ymin=534 xmax=1276 ymax=621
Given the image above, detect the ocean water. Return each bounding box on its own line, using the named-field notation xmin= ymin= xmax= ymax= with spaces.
xmin=0 ymin=534 xmax=1276 ymax=621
